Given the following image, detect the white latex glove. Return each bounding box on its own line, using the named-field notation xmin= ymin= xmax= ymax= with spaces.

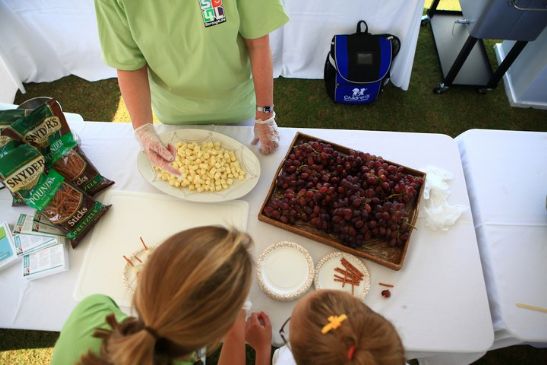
xmin=252 ymin=112 xmax=279 ymax=155
xmin=134 ymin=123 xmax=180 ymax=176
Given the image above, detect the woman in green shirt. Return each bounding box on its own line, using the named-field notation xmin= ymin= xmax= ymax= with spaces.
xmin=94 ymin=0 xmax=290 ymax=174
xmin=52 ymin=226 xmax=268 ymax=365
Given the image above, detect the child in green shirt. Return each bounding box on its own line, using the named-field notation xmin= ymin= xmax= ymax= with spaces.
xmin=52 ymin=226 xmax=264 ymax=365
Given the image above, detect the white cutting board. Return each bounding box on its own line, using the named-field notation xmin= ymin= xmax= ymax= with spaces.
xmin=74 ymin=190 xmax=249 ymax=307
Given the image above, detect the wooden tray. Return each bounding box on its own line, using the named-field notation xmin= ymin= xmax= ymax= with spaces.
xmin=258 ymin=132 xmax=426 ymax=271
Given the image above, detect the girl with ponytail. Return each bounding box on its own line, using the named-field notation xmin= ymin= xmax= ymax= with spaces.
xmin=51 ymin=226 xmax=258 ymax=365
xmin=273 ymin=289 xmax=406 ymax=365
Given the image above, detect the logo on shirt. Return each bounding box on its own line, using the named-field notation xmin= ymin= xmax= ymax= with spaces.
xmin=199 ymin=0 xmax=226 ymax=27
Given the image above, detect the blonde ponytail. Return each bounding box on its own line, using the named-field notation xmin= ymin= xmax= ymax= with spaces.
xmin=80 ymin=226 xmax=254 ymax=365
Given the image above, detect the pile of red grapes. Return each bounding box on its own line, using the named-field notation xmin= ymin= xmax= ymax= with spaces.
xmin=262 ymin=139 xmax=424 ymax=249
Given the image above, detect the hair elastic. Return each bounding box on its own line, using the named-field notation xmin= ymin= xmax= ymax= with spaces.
xmin=321 ymin=314 xmax=348 ymax=334
xmin=144 ymin=325 xmax=159 ymax=340
xmin=347 ymin=344 xmax=356 ymax=360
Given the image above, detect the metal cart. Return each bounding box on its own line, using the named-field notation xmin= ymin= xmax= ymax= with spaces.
xmin=424 ymin=0 xmax=547 ymax=94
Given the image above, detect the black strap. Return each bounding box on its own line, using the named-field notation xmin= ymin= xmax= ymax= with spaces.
xmin=390 ymin=35 xmax=401 ymax=58
xmin=356 ymin=20 xmax=368 ymax=34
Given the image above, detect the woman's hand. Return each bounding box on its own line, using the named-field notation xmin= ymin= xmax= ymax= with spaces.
xmin=134 ymin=123 xmax=180 ymax=176
xmin=252 ymin=113 xmax=279 ymax=155
xmin=245 ymin=311 xmax=272 ymax=365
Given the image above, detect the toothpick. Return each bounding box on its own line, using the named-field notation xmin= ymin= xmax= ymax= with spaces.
xmin=139 ymin=236 xmax=148 ymax=250
xmin=123 ymin=255 xmax=135 ymax=267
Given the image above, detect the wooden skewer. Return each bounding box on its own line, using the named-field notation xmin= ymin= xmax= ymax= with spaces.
xmin=123 ymin=255 xmax=134 ymax=267
xmin=379 ymin=282 xmax=395 ymax=288
xmin=134 ymin=256 xmax=143 ymax=264
xmin=516 ymin=303 xmax=547 ymax=313
xmin=139 ymin=236 xmax=148 ymax=250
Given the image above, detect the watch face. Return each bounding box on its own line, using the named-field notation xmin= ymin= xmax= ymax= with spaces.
xmin=259 ymin=106 xmax=273 ymax=113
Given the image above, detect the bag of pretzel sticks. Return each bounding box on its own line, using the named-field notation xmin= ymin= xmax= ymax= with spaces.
xmin=1 ymin=109 xmax=30 ymax=205
xmin=1 ymin=99 xmax=114 ymax=195
xmin=0 ymin=143 xmax=111 ymax=248
xmin=0 ymin=134 xmax=26 ymax=206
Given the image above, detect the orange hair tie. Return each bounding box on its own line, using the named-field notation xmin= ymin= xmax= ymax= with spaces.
xmin=347 ymin=344 xmax=356 ymax=360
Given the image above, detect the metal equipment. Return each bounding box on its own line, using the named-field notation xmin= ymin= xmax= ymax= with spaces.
xmin=425 ymin=0 xmax=547 ymax=94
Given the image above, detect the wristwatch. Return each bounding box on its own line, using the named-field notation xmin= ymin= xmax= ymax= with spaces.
xmin=256 ymin=105 xmax=274 ymax=114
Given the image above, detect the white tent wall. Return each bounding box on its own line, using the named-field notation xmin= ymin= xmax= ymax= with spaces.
xmin=0 ymin=0 xmax=425 ymax=104
xmin=0 ymin=0 xmax=116 ymax=103
xmin=0 ymin=52 xmax=22 ymax=103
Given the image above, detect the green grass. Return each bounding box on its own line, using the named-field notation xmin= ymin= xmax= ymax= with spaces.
xmin=3 ymin=2 xmax=547 ymax=364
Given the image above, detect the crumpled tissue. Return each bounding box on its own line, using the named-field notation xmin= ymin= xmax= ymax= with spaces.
xmin=421 ymin=166 xmax=467 ymax=231
xmin=243 ymin=299 xmax=253 ymax=319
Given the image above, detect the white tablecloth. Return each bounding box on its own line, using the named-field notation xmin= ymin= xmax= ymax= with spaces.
xmin=0 ymin=0 xmax=424 ymax=103
xmin=0 ymin=120 xmax=493 ymax=361
xmin=456 ymin=129 xmax=547 ymax=349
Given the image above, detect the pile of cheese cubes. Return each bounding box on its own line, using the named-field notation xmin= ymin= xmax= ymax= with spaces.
xmin=156 ymin=141 xmax=246 ymax=192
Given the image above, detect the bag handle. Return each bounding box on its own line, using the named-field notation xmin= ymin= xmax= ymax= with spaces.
xmin=356 ymin=20 xmax=368 ymax=34
xmin=390 ymin=35 xmax=401 ymax=58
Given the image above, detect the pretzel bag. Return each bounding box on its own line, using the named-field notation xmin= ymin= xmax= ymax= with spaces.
xmin=1 ymin=109 xmax=31 ymax=205
xmin=0 ymin=109 xmax=30 ymax=126
xmin=0 ymin=134 xmax=26 ymax=206
xmin=2 ymin=99 xmax=114 ymax=195
xmin=0 ymin=143 xmax=111 ymax=248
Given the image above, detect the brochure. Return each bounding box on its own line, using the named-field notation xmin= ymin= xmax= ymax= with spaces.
xmin=0 ymin=222 xmax=18 ymax=270
xmin=23 ymin=243 xmax=69 ymax=280
xmin=13 ymin=213 xmax=65 ymax=237
xmin=13 ymin=233 xmax=61 ymax=256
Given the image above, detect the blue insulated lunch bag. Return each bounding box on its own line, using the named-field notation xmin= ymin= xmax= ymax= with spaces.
xmin=324 ymin=21 xmax=400 ymax=104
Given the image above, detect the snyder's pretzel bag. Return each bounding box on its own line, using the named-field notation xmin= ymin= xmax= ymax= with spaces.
xmin=0 ymin=143 xmax=111 ymax=248
xmin=0 ymin=134 xmax=25 ymax=206
xmin=0 ymin=109 xmax=30 ymax=127
xmin=0 ymin=109 xmax=30 ymax=205
xmin=2 ymin=99 xmax=114 ymax=195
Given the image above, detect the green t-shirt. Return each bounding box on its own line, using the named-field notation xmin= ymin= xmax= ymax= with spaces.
xmin=51 ymin=294 xmax=193 ymax=365
xmin=94 ymin=0 xmax=289 ymax=124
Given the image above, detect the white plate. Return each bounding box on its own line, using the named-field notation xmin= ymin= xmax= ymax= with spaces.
xmin=137 ymin=129 xmax=261 ymax=203
xmin=257 ymin=241 xmax=315 ymax=302
xmin=314 ymin=252 xmax=371 ymax=300
xmin=122 ymin=246 xmax=155 ymax=292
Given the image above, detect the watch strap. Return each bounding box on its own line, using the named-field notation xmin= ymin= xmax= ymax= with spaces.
xmin=256 ymin=105 xmax=274 ymax=113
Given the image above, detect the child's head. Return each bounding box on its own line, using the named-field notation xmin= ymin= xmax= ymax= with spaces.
xmin=85 ymin=226 xmax=253 ymax=365
xmin=289 ymin=289 xmax=405 ymax=365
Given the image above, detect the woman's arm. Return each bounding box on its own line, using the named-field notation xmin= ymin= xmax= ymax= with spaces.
xmin=117 ymin=66 xmax=153 ymax=129
xmin=245 ymin=34 xmax=274 ymax=122
xmin=245 ymin=34 xmax=279 ymax=155
xmin=118 ymin=66 xmax=179 ymax=174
